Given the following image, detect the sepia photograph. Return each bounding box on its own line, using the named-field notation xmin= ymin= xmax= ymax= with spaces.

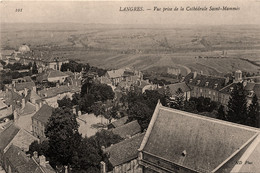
xmin=0 ymin=0 xmax=260 ymax=172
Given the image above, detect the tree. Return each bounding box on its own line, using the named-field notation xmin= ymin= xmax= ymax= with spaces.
xmin=247 ymin=94 xmax=259 ymax=127
xmin=172 ymin=88 xmax=184 ymax=110
xmin=216 ymin=105 xmax=226 ymax=120
xmin=27 ymin=140 xmax=49 ymax=157
xmin=32 ymin=61 xmax=38 ymax=74
xmin=128 ymin=102 xmax=154 ymax=131
xmin=45 ymin=107 xmax=82 ymax=167
xmin=57 ymin=97 xmax=73 ymax=109
xmin=227 ymin=83 xmax=248 ymax=125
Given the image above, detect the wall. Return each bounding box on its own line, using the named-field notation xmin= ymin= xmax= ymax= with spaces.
xmin=112 ymin=159 xmax=142 ymax=173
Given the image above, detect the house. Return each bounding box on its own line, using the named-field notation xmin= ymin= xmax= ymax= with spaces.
xmin=3 ymin=144 xmax=55 ymax=173
xmin=37 ymin=84 xmax=79 ymax=108
xmin=138 ymin=101 xmax=260 ymax=173
xmin=158 ymin=82 xmax=191 ymax=101
xmin=102 ymin=133 xmax=145 ymax=173
xmin=0 ymin=123 xmax=39 ymax=168
xmin=105 ymin=69 xmax=125 ymax=86
xmin=184 ymin=71 xmax=229 ymax=102
xmin=47 ymin=70 xmax=69 ymax=83
xmin=31 ymin=104 xmax=53 ymax=139
xmin=107 ymin=116 xmax=128 ymax=129
xmin=110 ymin=120 xmax=141 ymax=139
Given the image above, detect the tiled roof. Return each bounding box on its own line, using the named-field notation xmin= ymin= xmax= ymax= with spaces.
xmin=4 ymin=144 xmax=54 ymax=173
xmin=47 ymin=70 xmax=68 ymax=79
xmin=38 ymin=85 xmax=71 ymax=98
xmin=10 ymin=128 xmax=39 ymax=151
xmin=15 ymin=82 xmax=35 ymax=91
xmin=99 ymin=76 xmax=112 ymax=85
xmin=109 ymin=116 xmax=128 ymax=128
xmin=32 ymin=104 xmax=53 ymax=125
xmin=107 ymin=69 xmax=125 ymax=79
xmin=184 ymin=72 xmax=227 ymax=91
xmin=104 ymin=133 xmax=145 ymax=166
xmin=0 ymin=124 xmax=20 ymax=150
xmin=19 ymin=102 xmax=36 ymax=116
xmin=110 ymin=120 xmax=141 ymax=139
xmin=140 ymin=103 xmax=259 ymax=172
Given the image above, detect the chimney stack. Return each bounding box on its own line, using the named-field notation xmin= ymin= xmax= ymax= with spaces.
xmin=13 ymin=110 xmax=18 ymax=122
xmin=33 ymin=151 xmax=38 ymax=159
xmin=78 ymin=111 xmax=82 ymax=116
xmin=33 ymin=86 xmax=36 ymax=92
xmin=22 ymin=98 xmax=25 ymax=109
xmin=100 ymin=161 xmax=107 ymax=173
xmin=193 ymin=71 xmax=197 ymax=79
xmin=39 ymin=155 xmax=46 ymax=167
xmin=64 ymin=166 xmax=68 ymax=173
xmin=24 ymin=88 xmax=28 ymax=96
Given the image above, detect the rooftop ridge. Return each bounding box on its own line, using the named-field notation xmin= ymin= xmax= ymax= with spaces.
xmin=138 ymin=100 xmax=162 ymax=152
xmin=212 ymin=133 xmax=258 ymax=172
xmin=230 ymin=134 xmax=260 ymax=172
xmin=160 ymin=106 xmax=260 ymax=133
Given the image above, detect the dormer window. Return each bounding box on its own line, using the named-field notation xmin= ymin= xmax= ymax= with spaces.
xmin=205 ymin=82 xmax=209 ymax=87
xmin=189 ymin=79 xmax=193 ymax=83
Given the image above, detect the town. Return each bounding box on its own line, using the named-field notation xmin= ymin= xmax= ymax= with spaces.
xmin=0 ymin=43 xmax=259 ymax=173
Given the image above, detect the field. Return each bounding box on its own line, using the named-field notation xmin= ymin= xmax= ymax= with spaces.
xmin=1 ymin=23 xmax=260 ymax=76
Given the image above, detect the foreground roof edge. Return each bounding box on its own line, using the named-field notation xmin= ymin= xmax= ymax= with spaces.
xmin=212 ymin=133 xmax=258 ymax=172
xmin=138 ymin=100 xmax=162 ymax=152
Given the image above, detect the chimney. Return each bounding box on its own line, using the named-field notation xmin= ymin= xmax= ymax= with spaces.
xmin=67 ymin=83 xmax=70 ymax=87
xmin=64 ymin=165 xmax=68 ymax=173
xmin=72 ymin=107 xmax=76 ymax=115
xmin=39 ymin=102 xmax=42 ymax=108
xmin=78 ymin=111 xmax=82 ymax=116
xmin=193 ymin=71 xmax=197 ymax=79
xmin=33 ymin=86 xmax=36 ymax=92
xmin=12 ymin=80 xmax=16 ymax=87
xmin=225 ymin=77 xmax=229 ymax=86
xmin=22 ymin=98 xmax=25 ymax=109
xmin=33 ymin=151 xmax=38 ymax=159
xmin=39 ymin=155 xmax=46 ymax=167
xmin=100 ymin=161 xmax=107 ymax=173
xmin=36 ymin=103 xmax=39 ymax=111
xmin=24 ymin=88 xmax=28 ymax=96
xmin=13 ymin=110 xmax=18 ymax=122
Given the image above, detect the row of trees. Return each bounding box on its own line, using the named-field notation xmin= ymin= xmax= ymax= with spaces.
xmin=28 ymin=107 xmax=123 ymax=172
xmin=217 ymin=82 xmax=259 ymax=128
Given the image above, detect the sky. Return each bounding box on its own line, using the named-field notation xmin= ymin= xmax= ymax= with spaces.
xmin=1 ymin=0 xmax=260 ymax=26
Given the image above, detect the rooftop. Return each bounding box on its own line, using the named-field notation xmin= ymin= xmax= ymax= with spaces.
xmin=108 ymin=116 xmax=128 ymax=129
xmin=110 ymin=120 xmax=141 ymax=139
xmin=15 ymin=81 xmax=35 ymax=92
xmin=32 ymin=104 xmax=53 ymax=125
xmin=139 ymin=102 xmax=259 ymax=172
xmin=104 ymin=133 xmax=145 ymax=166
xmin=184 ymin=72 xmax=227 ymax=91
xmin=47 ymin=70 xmax=68 ymax=79
xmin=107 ymin=69 xmax=125 ymax=79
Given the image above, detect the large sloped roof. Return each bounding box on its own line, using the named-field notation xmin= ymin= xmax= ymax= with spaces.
xmin=109 ymin=116 xmax=128 ymax=128
xmin=0 ymin=124 xmax=20 ymax=151
xmin=166 ymin=82 xmax=191 ymax=95
xmin=184 ymin=72 xmax=227 ymax=91
xmin=139 ymin=102 xmax=259 ymax=172
xmin=110 ymin=120 xmax=141 ymax=139
xmin=104 ymin=133 xmax=145 ymax=166
xmin=47 ymin=70 xmax=68 ymax=79
xmin=15 ymin=82 xmax=35 ymax=91
xmin=32 ymin=104 xmax=53 ymax=125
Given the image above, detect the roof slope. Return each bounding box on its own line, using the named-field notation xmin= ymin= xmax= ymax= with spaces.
xmin=110 ymin=120 xmax=141 ymax=139
xmin=15 ymin=82 xmax=35 ymax=91
xmin=104 ymin=133 xmax=145 ymax=166
xmin=38 ymin=85 xmax=71 ymax=98
xmin=19 ymin=102 xmax=36 ymax=116
xmin=32 ymin=104 xmax=53 ymax=124
xmin=140 ymin=104 xmax=259 ymax=172
xmin=48 ymin=70 xmax=68 ymax=78
xmin=110 ymin=116 xmax=128 ymax=128
xmin=184 ymin=72 xmax=227 ymax=90
xmin=0 ymin=124 xmax=20 ymax=150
